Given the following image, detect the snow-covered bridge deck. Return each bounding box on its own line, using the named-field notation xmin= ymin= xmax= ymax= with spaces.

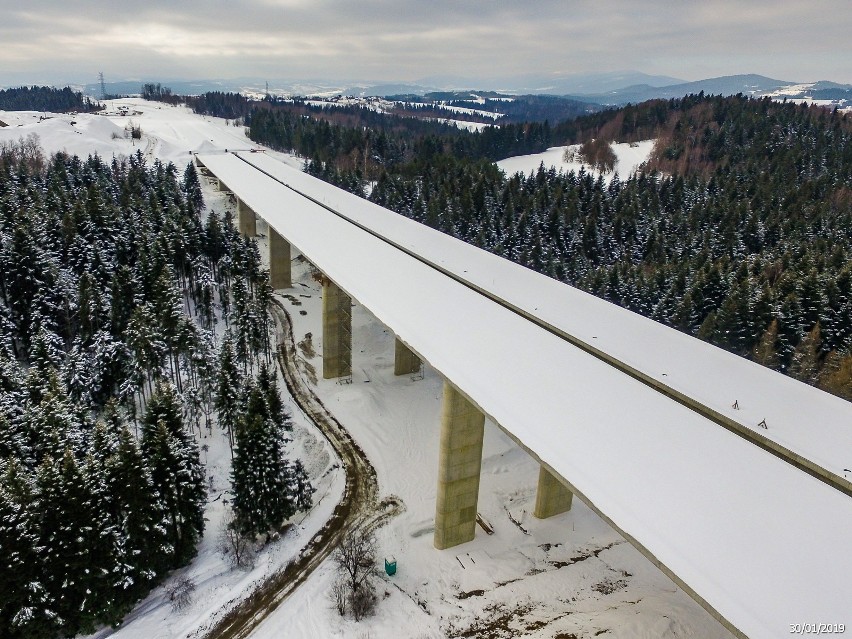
xmin=197 ymin=152 xmax=852 ymax=639
xmin=236 ymin=151 xmax=852 ymax=496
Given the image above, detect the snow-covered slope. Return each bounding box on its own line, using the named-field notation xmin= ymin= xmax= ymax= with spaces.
xmin=496 ymin=140 xmax=655 ymax=180
xmin=1 ymin=97 xmax=255 ymax=166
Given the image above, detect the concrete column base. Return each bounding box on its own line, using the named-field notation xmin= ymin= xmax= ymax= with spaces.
xmin=237 ymin=198 xmax=257 ymax=237
xmin=322 ymin=279 xmax=352 ymax=379
xmin=393 ymin=338 xmax=421 ymax=375
xmin=533 ymin=465 xmax=573 ymax=519
xmin=268 ymin=227 xmax=291 ymax=289
xmin=434 ymin=381 xmax=484 ymax=550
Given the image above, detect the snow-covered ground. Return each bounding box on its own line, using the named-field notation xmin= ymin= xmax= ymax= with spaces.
xmin=437 ymin=103 xmax=504 ymax=119
xmin=763 ymin=82 xmax=816 ymax=97
xmin=433 ymin=117 xmax=493 ymax=131
xmin=5 ymin=100 xmax=736 ymax=638
xmin=496 ymin=140 xmax=655 ymax=180
xmin=1 ymin=97 xmax=255 ymax=167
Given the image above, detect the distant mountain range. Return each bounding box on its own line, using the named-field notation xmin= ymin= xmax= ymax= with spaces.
xmin=577 ymin=75 xmax=852 ymax=105
xmin=408 ymin=70 xmax=687 ymax=96
xmin=76 ymin=72 xmax=852 ymax=107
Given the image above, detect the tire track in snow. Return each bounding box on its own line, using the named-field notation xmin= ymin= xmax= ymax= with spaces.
xmin=195 ymin=300 xmax=403 ymax=639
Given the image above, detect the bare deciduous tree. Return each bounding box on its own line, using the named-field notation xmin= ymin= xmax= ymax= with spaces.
xmin=331 ymin=526 xmax=379 ymax=621
xmin=219 ymin=511 xmax=256 ymax=569
xmin=330 ymin=575 xmax=348 ymax=616
xmin=166 ymin=576 xmax=196 ymax=612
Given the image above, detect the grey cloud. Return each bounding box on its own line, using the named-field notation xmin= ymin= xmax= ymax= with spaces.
xmin=0 ymin=0 xmax=849 ymax=86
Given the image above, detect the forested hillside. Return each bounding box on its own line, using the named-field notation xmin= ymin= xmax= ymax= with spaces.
xmin=163 ymin=90 xmax=558 ymax=171
xmin=255 ymin=94 xmax=852 ymax=399
xmin=0 ymin=86 xmax=102 ymax=113
xmin=0 ymin=147 xmax=311 ymax=638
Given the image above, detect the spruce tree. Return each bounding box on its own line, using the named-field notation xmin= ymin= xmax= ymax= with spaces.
xmin=257 ymin=362 xmax=289 ymax=432
xmin=230 ymin=385 xmax=292 ymax=538
xmin=33 ymin=450 xmax=104 ymax=635
xmin=0 ymin=460 xmax=41 ymax=639
xmin=216 ymin=331 xmax=243 ymax=454
xmin=105 ymin=426 xmax=169 ymax=601
xmin=141 ymin=382 xmax=206 ymax=566
xmin=289 ymin=458 xmax=315 ymax=514
xmin=182 ymin=163 xmax=204 ymax=212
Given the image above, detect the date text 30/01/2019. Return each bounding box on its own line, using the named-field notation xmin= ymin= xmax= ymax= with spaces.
xmin=790 ymin=624 xmax=846 ymax=635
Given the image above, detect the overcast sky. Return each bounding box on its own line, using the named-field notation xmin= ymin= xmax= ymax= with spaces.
xmin=1 ymin=1 xmax=850 ymax=88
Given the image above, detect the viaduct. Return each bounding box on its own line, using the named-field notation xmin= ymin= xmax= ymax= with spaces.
xmin=196 ymin=151 xmax=852 ymax=639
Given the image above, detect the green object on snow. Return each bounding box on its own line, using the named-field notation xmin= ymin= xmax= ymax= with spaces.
xmin=384 ymin=555 xmax=397 ymax=576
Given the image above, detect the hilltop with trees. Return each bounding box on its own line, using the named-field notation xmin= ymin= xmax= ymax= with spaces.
xmin=0 ymin=86 xmax=102 ymax=113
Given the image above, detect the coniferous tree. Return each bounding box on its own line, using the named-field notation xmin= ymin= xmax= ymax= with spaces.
xmin=0 ymin=460 xmax=41 ymax=639
xmin=216 ymin=331 xmax=243 ymax=454
xmin=141 ymin=382 xmax=206 ymax=566
xmin=753 ymin=320 xmax=781 ymax=370
xmin=33 ymin=449 xmax=104 ymax=635
xmin=182 ymin=163 xmax=204 ymax=212
xmin=0 ymin=147 xmax=306 ymax=634
xmin=789 ymin=323 xmax=822 ymax=385
xmin=289 ymin=458 xmax=315 ymax=514
xmin=230 ymin=384 xmax=293 ymax=538
xmin=819 ymin=351 xmax=852 ymax=400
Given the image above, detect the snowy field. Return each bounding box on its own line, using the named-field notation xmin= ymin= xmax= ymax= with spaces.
xmin=1 ymin=98 xmax=255 ymax=167
xmin=3 ymin=100 xmax=733 ymax=638
xmin=496 ymin=140 xmax=655 ymax=180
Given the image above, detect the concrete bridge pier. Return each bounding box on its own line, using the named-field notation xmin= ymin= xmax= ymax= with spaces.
xmin=393 ymin=338 xmax=421 ymax=376
xmin=322 ymin=278 xmax=352 ymax=379
xmin=533 ymin=465 xmax=573 ymax=518
xmin=268 ymin=227 xmax=291 ymax=289
xmin=434 ymin=381 xmax=485 ymax=550
xmin=236 ymin=198 xmax=257 ymax=237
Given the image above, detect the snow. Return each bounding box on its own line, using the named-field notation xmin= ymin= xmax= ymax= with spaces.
xmin=1 ymin=98 xmax=254 ymax=166
xmin=198 ymin=151 xmax=852 ymax=639
xmin=0 ymin=110 xmax=136 ymax=159
xmin=232 ymin=229 xmax=729 ymax=639
xmin=496 ymin=140 xmax=656 ymax=180
xmin=304 ymin=96 xmax=395 ymax=114
xmin=764 ymin=83 xmax=816 ymax=97
xmin=785 ymin=97 xmax=845 ymax=108
xmin=78 ymin=178 xmax=345 ymax=639
xmin=437 ymin=103 xmax=504 ymax=119
xmin=6 ymin=99 xmax=846 ymax=638
xmin=239 ymin=150 xmax=852 ymax=488
xmin=0 ymin=101 xmax=361 ymax=639
xmin=432 ymin=117 xmax=494 ymax=132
